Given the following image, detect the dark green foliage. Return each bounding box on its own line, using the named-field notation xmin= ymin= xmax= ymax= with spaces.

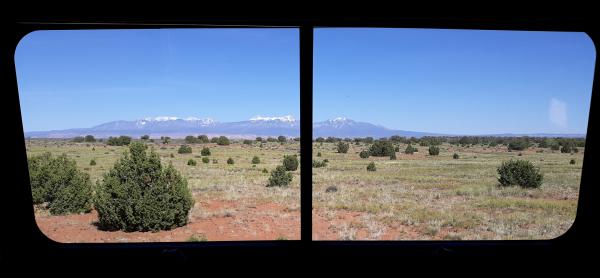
xmin=243 ymin=140 xmax=253 ymax=145
xmin=170 ymin=153 xmax=175 ymax=158
xmin=337 ymin=141 xmax=349 ymax=153
xmin=210 ymin=137 xmax=219 ymax=143
xmin=28 ymin=152 xmax=93 ymax=215
xmin=550 ymin=143 xmax=560 ymax=151
xmin=316 ymin=137 xmax=325 ymax=143
xmin=497 ymin=160 xmax=543 ymax=188
xmin=570 ymin=159 xmax=576 ymax=165
xmin=196 ymin=135 xmax=209 ymax=143
xmin=72 ymin=136 xmax=85 ymax=143
xmin=369 ymin=140 xmax=395 ymax=157
xmin=161 ymin=136 xmax=171 ymax=144
xmin=323 ymin=159 xmax=329 ymax=163
xmin=561 ymin=141 xmax=578 ymax=153
xmin=394 ymin=146 xmax=400 ymax=152
xmin=389 ymin=152 xmax=396 ymax=160
xmin=187 ymin=159 xmax=197 ymax=166
xmin=312 ymin=160 xmax=327 ymax=168
xmin=488 ymin=141 xmax=498 ymax=147
xmin=140 ymin=135 xmax=150 ymax=140
xmin=84 ymin=135 xmax=96 ymax=142
xmin=268 ymin=166 xmax=293 ymax=187
xmin=200 ymin=147 xmax=211 ymax=156
xmin=278 ymin=136 xmax=287 ymax=143
xmin=267 ymin=137 xmax=277 ymax=142
xmin=428 ymin=145 xmax=440 ymax=156
xmin=107 ymin=136 xmax=132 ymax=146
xmin=262 ymin=168 xmax=268 ymax=173
xmin=202 ymin=157 xmax=210 ymax=164
xmin=359 ymin=150 xmax=370 ymax=159
xmin=95 ymin=142 xmax=194 ymax=232
xmin=185 ymin=135 xmax=198 ymax=144
xmin=293 ymin=137 xmax=301 ymax=142
xmin=367 ymin=162 xmax=376 ymax=171
xmin=317 ymin=152 xmax=322 ymax=157
xmin=283 ymin=155 xmax=299 ymax=171
xmin=90 ymin=159 xmax=96 ymax=166
xmin=453 ymin=153 xmax=459 ymax=159
xmin=256 ymin=137 xmax=263 ymax=142
xmin=404 ymin=144 xmax=417 ymax=154
xmin=227 ymin=158 xmax=234 ymax=165
xmin=508 ymin=140 xmax=530 ymax=151
xmin=252 ymin=156 xmax=260 ymax=164
xmin=178 ymin=145 xmax=192 ymax=154
xmin=217 ymin=136 xmax=230 ymax=146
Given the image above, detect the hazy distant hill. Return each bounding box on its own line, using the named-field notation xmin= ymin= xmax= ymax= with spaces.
xmin=24 ymin=116 xmax=585 ymax=139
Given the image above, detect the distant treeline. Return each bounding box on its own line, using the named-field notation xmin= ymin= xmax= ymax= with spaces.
xmin=314 ymin=135 xmax=585 ymax=148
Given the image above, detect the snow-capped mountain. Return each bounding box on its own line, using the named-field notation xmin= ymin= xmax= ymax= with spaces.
xmin=25 ymin=116 xmax=582 ymax=139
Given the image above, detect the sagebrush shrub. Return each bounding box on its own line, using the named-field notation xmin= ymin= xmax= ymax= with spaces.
xmin=187 ymin=159 xmax=197 ymax=166
xmin=200 ymin=147 xmax=211 ymax=156
xmin=94 ymin=142 xmax=194 ymax=232
xmin=337 ymin=142 xmax=349 ymax=153
xmin=227 ymin=157 xmax=235 ymax=165
xmin=312 ymin=160 xmax=327 ymax=168
xmin=283 ymin=155 xmax=299 ymax=171
xmin=570 ymin=159 xmax=576 ymax=165
xmin=428 ymin=145 xmax=440 ymax=156
xmin=317 ymin=152 xmax=322 ymax=157
xmin=367 ymin=162 xmax=376 ymax=171
xmin=252 ymin=156 xmax=260 ymax=164
xmin=262 ymin=168 xmax=268 ymax=173
xmin=453 ymin=153 xmax=459 ymax=159
xmin=202 ymin=157 xmax=210 ymax=164
xmin=90 ymin=159 xmax=96 ymax=166
xmin=497 ymin=160 xmax=543 ymax=188
xmin=359 ymin=150 xmax=370 ymax=159
xmin=268 ymin=165 xmax=293 ymax=187
xmin=28 ymin=152 xmax=93 ymax=215
xmin=405 ymin=144 xmax=417 ymax=154
xmin=178 ymin=145 xmax=192 ymax=154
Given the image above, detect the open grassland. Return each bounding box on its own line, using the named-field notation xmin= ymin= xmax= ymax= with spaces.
xmin=312 ymin=142 xmax=582 ymax=240
xmin=26 ymin=139 xmax=582 ymax=241
xmin=27 ymin=139 xmax=301 ymax=242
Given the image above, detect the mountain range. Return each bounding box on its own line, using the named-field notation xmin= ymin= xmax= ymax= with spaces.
xmin=24 ymin=116 xmax=585 ymax=139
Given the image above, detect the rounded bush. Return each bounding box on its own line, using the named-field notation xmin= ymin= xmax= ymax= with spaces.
xmin=312 ymin=160 xmax=327 ymax=168
xmin=178 ymin=145 xmax=192 ymax=154
xmin=94 ymin=142 xmax=194 ymax=232
xmin=243 ymin=140 xmax=253 ymax=145
xmin=570 ymin=159 xmax=576 ymax=165
xmin=252 ymin=156 xmax=260 ymax=164
xmin=283 ymin=155 xmax=299 ymax=171
xmin=367 ymin=162 xmax=376 ymax=171
xmin=28 ymin=152 xmax=93 ymax=215
xmin=428 ymin=145 xmax=440 ymax=156
xmin=187 ymin=159 xmax=197 ymax=166
xmin=202 ymin=157 xmax=210 ymax=164
xmin=369 ymin=140 xmax=395 ymax=157
xmin=90 ymin=159 xmax=96 ymax=166
xmin=497 ymin=160 xmax=543 ymax=188
xmin=337 ymin=142 xmax=349 ymax=153
xmin=389 ymin=152 xmax=396 ymax=160
xmin=359 ymin=150 xmax=370 ymax=159
xmin=268 ymin=165 xmax=293 ymax=187
xmin=453 ymin=153 xmax=459 ymax=159
xmin=197 ymin=135 xmax=209 ymax=143
xmin=405 ymin=144 xmax=417 ymax=154
xmin=508 ymin=140 xmax=530 ymax=151
xmin=227 ymin=158 xmax=235 ymax=165
xmin=317 ymin=152 xmax=322 ymax=157
xmin=217 ymin=136 xmax=230 ymax=146
xmin=278 ymin=136 xmax=287 ymax=143
xmin=200 ymin=147 xmax=211 ymax=156
xmin=262 ymin=168 xmax=268 ymax=173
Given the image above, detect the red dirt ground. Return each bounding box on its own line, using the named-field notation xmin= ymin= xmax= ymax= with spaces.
xmin=35 ymin=197 xmax=301 ymax=243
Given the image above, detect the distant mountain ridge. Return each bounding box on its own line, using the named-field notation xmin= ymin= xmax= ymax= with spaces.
xmin=24 ymin=116 xmax=586 ymax=139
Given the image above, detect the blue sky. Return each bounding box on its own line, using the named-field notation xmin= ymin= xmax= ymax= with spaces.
xmin=315 ymin=28 xmax=595 ymax=135
xmin=16 ymin=28 xmax=299 ymax=131
xmin=16 ymin=28 xmax=595 ymax=134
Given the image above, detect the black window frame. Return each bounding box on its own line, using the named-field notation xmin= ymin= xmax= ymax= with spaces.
xmin=1 ymin=14 xmax=597 ymax=263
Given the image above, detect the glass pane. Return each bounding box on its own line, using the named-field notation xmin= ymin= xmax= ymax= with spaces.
xmin=313 ymin=28 xmax=594 ymax=240
xmin=17 ymin=28 xmax=300 ymax=242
